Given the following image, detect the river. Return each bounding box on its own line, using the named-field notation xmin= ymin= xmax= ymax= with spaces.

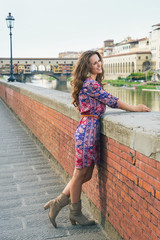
xmin=25 ymin=75 xmax=160 ymax=112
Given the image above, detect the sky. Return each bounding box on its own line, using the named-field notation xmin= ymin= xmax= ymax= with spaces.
xmin=0 ymin=0 xmax=160 ymax=58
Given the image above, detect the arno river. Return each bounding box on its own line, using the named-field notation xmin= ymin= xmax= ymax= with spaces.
xmin=25 ymin=75 xmax=160 ymax=112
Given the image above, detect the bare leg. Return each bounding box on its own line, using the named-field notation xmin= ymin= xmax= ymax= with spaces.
xmin=70 ymin=163 xmax=94 ymax=203
xmin=62 ymin=163 xmax=94 ymax=198
xmin=69 ymin=163 xmax=95 ymax=225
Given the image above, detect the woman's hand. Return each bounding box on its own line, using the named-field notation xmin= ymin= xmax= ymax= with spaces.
xmin=134 ymin=104 xmax=151 ymax=112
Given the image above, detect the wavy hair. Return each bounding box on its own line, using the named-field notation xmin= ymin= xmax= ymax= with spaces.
xmin=71 ymin=50 xmax=104 ymax=108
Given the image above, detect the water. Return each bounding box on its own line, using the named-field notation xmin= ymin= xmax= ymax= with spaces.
xmin=104 ymin=85 xmax=160 ymax=112
xmin=25 ymin=75 xmax=160 ymax=112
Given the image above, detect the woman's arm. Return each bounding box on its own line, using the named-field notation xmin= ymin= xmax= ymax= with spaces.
xmin=118 ymin=99 xmax=151 ymax=112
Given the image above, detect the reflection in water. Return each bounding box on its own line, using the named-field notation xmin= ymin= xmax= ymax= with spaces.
xmin=104 ymin=86 xmax=160 ymax=112
xmin=25 ymin=76 xmax=160 ymax=112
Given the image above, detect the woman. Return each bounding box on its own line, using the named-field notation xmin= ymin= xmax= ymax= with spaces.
xmin=44 ymin=50 xmax=151 ymax=228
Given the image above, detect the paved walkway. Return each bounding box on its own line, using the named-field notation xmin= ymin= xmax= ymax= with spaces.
xmin=0 ymin=98 xmax=109 ymax=240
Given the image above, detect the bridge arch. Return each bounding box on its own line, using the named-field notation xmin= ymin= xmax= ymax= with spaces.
xmin=31 ymin=64 xmax=38 ymax=72
xmin=46 ymin=65 xmax=52 ymax=71
xmin=142 ymin=61 xmax=151 ymax=72
xmin=38 ymin=64 xmax=46 ymax=71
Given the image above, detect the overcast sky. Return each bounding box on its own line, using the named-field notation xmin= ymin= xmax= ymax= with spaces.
xmin=0 ymin=0 xmax=160 ymax=58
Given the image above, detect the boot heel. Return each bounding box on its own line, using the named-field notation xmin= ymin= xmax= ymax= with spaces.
xmin=70 ymin=218 xmax=76 ymax=225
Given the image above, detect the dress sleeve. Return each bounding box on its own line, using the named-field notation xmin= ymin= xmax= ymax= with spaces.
xmin=84 ymin=80 xmax=119 ymax=108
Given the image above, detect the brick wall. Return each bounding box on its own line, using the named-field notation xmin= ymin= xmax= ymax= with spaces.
xmin=0 ymin=81 xmax=160 ymax=240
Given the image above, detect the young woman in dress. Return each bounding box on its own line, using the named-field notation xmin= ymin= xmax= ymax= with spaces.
xmin=44 ymin=50 xmax=151 ymax=228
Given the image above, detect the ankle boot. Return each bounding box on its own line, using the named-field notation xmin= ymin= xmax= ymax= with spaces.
xmin=69 ymin=201 xmax=95 ymax=226
xmin=44 ymin=193 xmax=69 ymax=228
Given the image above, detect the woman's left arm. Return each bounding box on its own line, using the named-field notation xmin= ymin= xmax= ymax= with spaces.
xmin=118 ymin=99 xmax=151 ymax=112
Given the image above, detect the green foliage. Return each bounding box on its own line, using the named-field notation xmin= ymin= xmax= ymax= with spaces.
xmin=126 ymin=72 xmax=153 ymax=81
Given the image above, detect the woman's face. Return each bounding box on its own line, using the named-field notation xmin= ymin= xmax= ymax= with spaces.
xmin=89 ymin=54 xmax=102 ymax=75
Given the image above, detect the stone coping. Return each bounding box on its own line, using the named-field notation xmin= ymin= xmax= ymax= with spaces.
xmin=0 ymin=79 xmax=160 ymax=161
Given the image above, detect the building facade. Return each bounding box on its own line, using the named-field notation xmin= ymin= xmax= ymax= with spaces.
xmin=149 ymin=23 xmax=160 ymax=71
xmin=103 ymin=38 xmax=151 ymax=79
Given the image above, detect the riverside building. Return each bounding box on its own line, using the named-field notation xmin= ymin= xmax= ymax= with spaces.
xmin=149 ymin=23 xmax=160 ymax=71
xmin=103 ymin=23 xmax=160 ymax=80
xmin=103 ymin=37 xmax=151 ymax=80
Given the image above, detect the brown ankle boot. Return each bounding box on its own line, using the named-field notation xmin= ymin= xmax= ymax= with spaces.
xmin=44 ymin=193 xmax=69 ymax=228
xmin=69 ymin=201 xmax=95 ymax=226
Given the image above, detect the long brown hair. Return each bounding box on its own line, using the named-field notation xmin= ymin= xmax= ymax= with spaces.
xmin=71 ymin=50 xmax=104 ymax=108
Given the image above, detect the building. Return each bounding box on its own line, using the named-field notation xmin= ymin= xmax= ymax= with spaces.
xmin=59 ymin=51 xmax=80 ymax=58
xmin=149 ymin=23 xmax=160 ymax=71
xmin=53 ymin=63 xmax=73 ymax=74
xmin=103 ymin=37 xmax=151 ymax=79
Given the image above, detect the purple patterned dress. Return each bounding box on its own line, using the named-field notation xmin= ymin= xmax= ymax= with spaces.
xmin=75 ymin=78 xmax=119 ymax=168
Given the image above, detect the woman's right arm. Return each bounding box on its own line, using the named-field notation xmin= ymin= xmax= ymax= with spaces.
xmin=118 ymin=99 xmax=151 ymax=112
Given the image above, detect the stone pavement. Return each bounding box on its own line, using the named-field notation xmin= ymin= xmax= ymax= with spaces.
xmin=0 ymin=98 xmax=109 ymax=240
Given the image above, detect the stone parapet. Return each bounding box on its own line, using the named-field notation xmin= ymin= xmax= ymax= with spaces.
xmin=0 ymin=79 xmax=159 ymax=161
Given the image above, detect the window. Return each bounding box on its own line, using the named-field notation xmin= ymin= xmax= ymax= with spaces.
xmin=138 ymin=57 xmax=141 ymax=60
xmin=33 ymin=61 xmax=36 ymax=64
xmin=146 ymin=56 xmax=148 ymax=60
xmin=49 ymin=61 xmax=51 ymax=64
xmin=56 ymin=61 xmax=58 ymax=64
xmin=25 ymin=61 xmax=28 ymax=63
xmin=41 ymin=61 xmax=43 ymax=64
xmin=1 ymin=61 xmax=3 ymax=63
xmin=64 ymin=61 xmax=66 ymax=63
xmin=18 ymin=61 xmax=20 ymax=63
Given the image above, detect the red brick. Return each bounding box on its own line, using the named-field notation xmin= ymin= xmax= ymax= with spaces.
xmin=139 ymin=178 xmax=155 ymax=195
xmin=108 ymin=144 xmax=122 ymax=157
xmin=148 ymin=220 xmax=160 ymax=237
xmin=120 ymin=158 xmax=130 ymax=171
xmin=150 ymin=231 xmax=159 ymax=240
xmin=129 ymin=205 xmax=141 ymax=221
xmin=121 ymin=151 xmax=133 ymax=163
xmin=121 ymin=167 xmax=128 ymax=177
xmin=156 ymin=190 xmax=160 ymax=200
xmin=107 ymin=150 xmax=121 ymax=163
xmin=136 ymin=152 xmax=149 ymax=164
xmin=157 ymin=161 xmax=160 ymax=171
xmin=151 ymin=213 xmax=158 ymax=226
xmin=145 ymin=164 xmax=160 ymax=181
xmin=119 ymin=144 xmax=130 ymax=154
xmin=153 ymin=178 xmax=160 ymax=191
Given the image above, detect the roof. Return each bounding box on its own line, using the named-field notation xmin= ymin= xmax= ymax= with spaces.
xmin=103 ymin=51 xmax=151 ymax=58
xmin=116 ymin=38 xmax=148 ymax=46
xmin=104 ymin=39 xmax=114 ymax=42
xmin=152 ymin=23 xmax=160 ymax=27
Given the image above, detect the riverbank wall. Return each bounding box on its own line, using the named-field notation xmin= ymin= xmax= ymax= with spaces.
xmin=0 ymin=79 xmax=160 ymax=240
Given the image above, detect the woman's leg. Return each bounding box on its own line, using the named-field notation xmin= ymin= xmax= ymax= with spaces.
xmin=69 ymin=163 xmax=95 ymax=225
xmin=44 ymin=163 xmax=94 ymax=227
xmin=62 ymin=162 xmax=94 ymax=199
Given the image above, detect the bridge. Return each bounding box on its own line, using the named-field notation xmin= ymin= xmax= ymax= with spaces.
xmin=0 ymin=57 xmax=78 ymax=82
xmin=2 ymin=71 xmax=72 ymax=83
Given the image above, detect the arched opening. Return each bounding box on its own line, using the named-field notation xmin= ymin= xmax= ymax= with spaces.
xmin=132 ymin=62 xmax=134 ymax=73
xmin=142 ymin=61 xmax=151 ymax=72
xmin=128 ymin=62 xmax=130 ymax=73
xmin=123 ymin=63 xmax=125 ymax=73
xmin=38 ymin=64 xmax=45 ymax=71
xmin=31 ymin=64 xmax=38 ymax=72
xmin=111 ymin=64 xmax=113 ymax=73
xmin=46 ymin=65 xmax=52 ymax=71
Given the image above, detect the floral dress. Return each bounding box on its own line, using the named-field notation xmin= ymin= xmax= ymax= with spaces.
xmin=74 ymin=78 xmax=119 ymax=168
